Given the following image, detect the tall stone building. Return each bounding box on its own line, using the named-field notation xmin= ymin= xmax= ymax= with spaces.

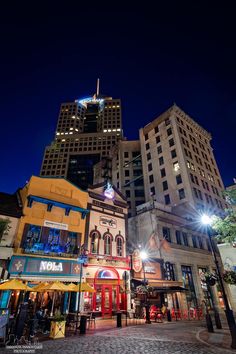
xmin=40 ymin=82 xmax=123 ymax=190
xmin=139 ymin=104 xmax=227 ymax=217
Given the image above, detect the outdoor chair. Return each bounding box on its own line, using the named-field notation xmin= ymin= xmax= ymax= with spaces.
xmin=87 ymin=312 xmax=96 ymax=328
xmin=66 ymin=313 xmax=77 ymax=333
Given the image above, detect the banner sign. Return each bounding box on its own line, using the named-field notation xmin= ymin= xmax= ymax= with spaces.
xmin=44 ymin=220 xmax=68 ymax=230
xmin=132 ymin=249 xmax=142 ymax=273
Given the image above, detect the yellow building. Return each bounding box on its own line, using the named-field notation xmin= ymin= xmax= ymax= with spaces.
xmin=7 ymin=176 xmax=89 ymax=311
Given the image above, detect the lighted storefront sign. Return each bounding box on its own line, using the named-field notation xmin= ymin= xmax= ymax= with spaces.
xmin=9 ymin=256 xmax=81 ymax=277
xmin=99 ymin=216 xmax=117 ymax=228
xmin=132 ymin=249 xmax=142 ymax=273
xmin=39 ymin=261 xmax=63 ymax=272
xmin=44 ymin=220 xmax=68 ymax=230
xmin=144 ymin=266 xmax=156 ymax=274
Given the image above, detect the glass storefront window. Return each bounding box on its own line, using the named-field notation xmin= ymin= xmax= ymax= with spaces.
xmin=25 ymin=225 xmax=41 ymax=249
xmin=83 ymin=292 xmax=93 ymax=312
xmin=95 ymin=286 xmax=102 ymax=311
xmin=198 ymin=267 xmax=213 ymax=309
xmin=181 ymin=265 xmax=197 ymax=307
xmin=23 ymin=224 xmax=78 ymax=256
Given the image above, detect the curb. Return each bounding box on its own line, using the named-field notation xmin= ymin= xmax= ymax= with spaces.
xmin=196 ymin=328 xmax=235 ymax=353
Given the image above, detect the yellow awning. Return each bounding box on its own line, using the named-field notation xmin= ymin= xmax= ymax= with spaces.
xmin=0 ymin=279 xmax=32 ymax=291
xmin=67 ymin=283 xmax=95 ymax=293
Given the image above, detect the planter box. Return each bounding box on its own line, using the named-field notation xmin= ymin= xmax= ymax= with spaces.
xmin=49 ymin=320 xmax=66 ymax=339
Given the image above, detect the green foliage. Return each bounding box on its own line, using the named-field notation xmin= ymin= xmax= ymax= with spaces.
xmin=54 ymin=308 xmax=66 ymax=321
xmin=136 ymin=285 xmax=153 ymax=294
xmin=223 ymin=270 xmax=236 ymax=285
xmin=211 ymin=189 xmax=236 ymax=244
xmin=224 ymin=188 xmax=236 ymax=205
xmin=211 ymin=210 xmax=236 ymax=244
xmin=0 ymin=218 xmax=11 ymax=239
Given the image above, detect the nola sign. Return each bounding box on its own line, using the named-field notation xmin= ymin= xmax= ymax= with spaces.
xmin=39 ymin=261 xmax=63 ymax=272
xmin=132 ymin=249 xmax=142 ymax=273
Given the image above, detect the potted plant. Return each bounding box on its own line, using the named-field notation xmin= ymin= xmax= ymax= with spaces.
xmin=223 ymin=270 xmax=236 ymax=285
xmin=49 ymin=309 xmax=66 ymax=339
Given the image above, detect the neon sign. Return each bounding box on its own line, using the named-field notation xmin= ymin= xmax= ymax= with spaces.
xmin=76 ymin=96 xmax=104 ymax=108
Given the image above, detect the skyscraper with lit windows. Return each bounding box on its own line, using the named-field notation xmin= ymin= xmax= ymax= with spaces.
xmin=40 ymin=82 xmax=123 ymax=190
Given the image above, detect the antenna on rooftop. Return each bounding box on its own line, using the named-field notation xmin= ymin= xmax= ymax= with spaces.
xmin=96 ymin=78 xmax=100 ymax=97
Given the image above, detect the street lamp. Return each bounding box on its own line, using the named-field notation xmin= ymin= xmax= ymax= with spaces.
xmin=201 ymin=213 xmax=236 ymax=349
xmin=140 ymin=250 xmax=151 ymax=324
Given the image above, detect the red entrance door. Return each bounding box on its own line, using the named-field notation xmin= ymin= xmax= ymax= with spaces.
xmin=102 ymin=285 xmax=112 ymax=317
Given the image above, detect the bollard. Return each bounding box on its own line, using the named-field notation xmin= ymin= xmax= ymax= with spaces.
xmin=145 ymin=305 xmax=151 ymax=324
xmin=167 ymin=309 xmax=172 ymax=322
xmin=214 ymin=311 xmax=222 ymax=329
xmin=117 ymin=312 xmax=122 ymax=328
xmin=80 ymin=315 xmax=87 ymax=334
xmin=206 ymin=313 xmax=214 ymax=333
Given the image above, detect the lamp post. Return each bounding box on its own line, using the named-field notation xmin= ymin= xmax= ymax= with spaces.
xmin=201 ymin=214 xmax=236 ymax=349
xmin=140 ymin=251 xmax=151 ymax=324
xmin=75 ymin=247 xmax=88 ymax=334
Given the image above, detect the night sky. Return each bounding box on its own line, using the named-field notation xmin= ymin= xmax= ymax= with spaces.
xmin=1 ymin=3 xmax=236 ymax=194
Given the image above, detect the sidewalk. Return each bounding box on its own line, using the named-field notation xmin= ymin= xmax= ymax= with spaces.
xmin=197 ymin=319 xmax=236 ymax=352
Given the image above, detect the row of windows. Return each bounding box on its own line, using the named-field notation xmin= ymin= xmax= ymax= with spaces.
xmin=41 ymin=170 xmax=65 ymax=176
xmin=193 ymin=187 xmax=224 ymax=209
xmin=90 ymin=231 xmax=124 ymax=257
xmin=144 ymin=118 xmax=170 ymax=141
xmin=182 ymin=135 xmax=215 ymax=169
xmin=163 ymin=227 xmax=211 ymax=251
xmin=57 ymin=135 xmax=118 ymax=143
xmin=190 ymin=173 xmax=220 ymax=196
xmin=177 ymin=116 xmax=209 ymax=145
xmin=149 ymin=187 xmax=185 ymax=202
xmin=123 ymin=151 xmax=141 ymax=158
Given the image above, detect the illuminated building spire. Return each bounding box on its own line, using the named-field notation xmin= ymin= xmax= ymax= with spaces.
xmin=96 ymin=78 xmax=100 ymax=97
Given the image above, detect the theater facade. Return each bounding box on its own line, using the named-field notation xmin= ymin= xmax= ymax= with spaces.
xmin=83 ymin=183 xmax=130 ymax=317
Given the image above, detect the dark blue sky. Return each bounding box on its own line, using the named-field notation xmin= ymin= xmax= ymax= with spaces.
xmin=1 ymin=3 xmax=235 ymax=193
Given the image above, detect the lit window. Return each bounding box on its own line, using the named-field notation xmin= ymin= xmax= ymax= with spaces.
xmin=173 ymin=162 xmax=180 ymax=171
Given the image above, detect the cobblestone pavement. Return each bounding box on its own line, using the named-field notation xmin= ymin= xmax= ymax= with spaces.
xmin=3 ymin=321 xmax=232 ymax=354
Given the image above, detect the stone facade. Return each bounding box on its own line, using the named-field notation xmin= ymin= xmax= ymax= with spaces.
xmin=128 ymin=200 xmax=227 ymax=312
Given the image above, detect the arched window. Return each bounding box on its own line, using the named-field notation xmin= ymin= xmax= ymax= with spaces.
xmin=104 ymin=234 xmax=112 ymax=255
xmin=91 ymin=231 xmax=100 ymax=254
xmin=116 ymin=236 xmax=123 ymax=257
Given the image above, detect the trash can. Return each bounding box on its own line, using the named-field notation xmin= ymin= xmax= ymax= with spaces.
xmin=80 ymin=315 xmax=87 ymax=334
xmin=117 ymin=312 xmax=122 ymax=328
xmin=167 ymin=309 xmax=171 ymax=322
